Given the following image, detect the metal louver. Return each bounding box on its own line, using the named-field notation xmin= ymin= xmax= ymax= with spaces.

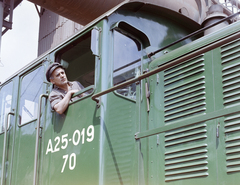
xmin=164 ymin=122 xmax=208 ymax=182
xmin=221 ymin=38 xmax=240 ymax=108
xmin=222 ymin=38 xmax=240 ymax=174
xmin=164 ymin=54 xmax=206 ymax=124
xmin=224 ymin=113 xmax=240 ymax=173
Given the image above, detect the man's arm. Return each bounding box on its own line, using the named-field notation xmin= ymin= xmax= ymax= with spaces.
xmin=53 ymin=89 xmax=78 ymax=114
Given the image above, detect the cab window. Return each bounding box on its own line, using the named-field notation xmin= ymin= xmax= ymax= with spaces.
xmin=55 ymin=31 xmax=96 ymax=93
xmin=19 ymin=66 xmax=44 ymax=125
xmin=0 ymin=82 xmax=13 ymax=132
xmin=113 ymin=30 xmax=141 ymax=99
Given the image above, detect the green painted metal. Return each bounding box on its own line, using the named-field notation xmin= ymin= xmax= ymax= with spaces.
xmin=33 ymin=94 xmax=48 ymax=185
xmin=41 ymin=96 xmax=100 ymax=185
xmin=0 ymin=2 xmax=239 ymax=185
xmin=145 ymin=30 xmax=240 ymax=184
xmin=135 ymin=104 xmax=240 ymax=139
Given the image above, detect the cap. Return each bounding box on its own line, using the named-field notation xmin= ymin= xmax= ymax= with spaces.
xmin=46 ymin=63 xmax=64 ymax=82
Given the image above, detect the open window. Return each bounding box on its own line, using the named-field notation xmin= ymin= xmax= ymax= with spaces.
xmin=112 ymin=21 xmax=150 ymax=100
xmin=0 ymin=82 xmax=13 ymax=132
xmin=55 ymin=29 xmax=98 ymax=95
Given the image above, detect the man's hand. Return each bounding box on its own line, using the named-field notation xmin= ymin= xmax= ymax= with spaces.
xmin=53 ymin=89 xmax=79 ymax=114
xmin=68 ymin=89 xmax=79 ymax=95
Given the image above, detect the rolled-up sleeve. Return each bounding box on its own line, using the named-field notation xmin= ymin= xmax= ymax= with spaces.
xmin=48 ymin=81 xmax=83 ymax=110
xmin=49 ymin=91 xmax=64 ymax=110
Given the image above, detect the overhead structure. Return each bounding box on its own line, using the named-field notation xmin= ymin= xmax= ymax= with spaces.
xmin=1 ymin=0 xmax=22 ymax=35
xmin=211 ymin=0 xmax=240 ymax=20
xmin=27 ymin=0 xmax=208 ymax=25
xmin=27 ymin=0 xmax=127 ymax=25
xmin=1 ymin=0 xmax=239 ymax=38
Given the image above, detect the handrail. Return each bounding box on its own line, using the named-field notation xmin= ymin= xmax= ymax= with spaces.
xmin=33 ymin=94 xmax=48 ymax=185
xmin=135 ymin=104 xmax=240 ymax=139
xmin=1 ymin=111 xmax=14 ymax=185
xmin=147 ymin=11 xmax=240 ymax=58
xmin=72 ymin=85 xmax=95 ymax=98
xmin=91 ymin=30 xmax=240 ymax=103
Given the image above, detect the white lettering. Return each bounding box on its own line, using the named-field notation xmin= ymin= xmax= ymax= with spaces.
xmin=72 ymin=130 xmax=81 ymax=146
xmin=61 ymin=155 xmax=68 ymax=173
xmin=46 ymin=139 xmax=54 ymax=155
xmin=87 ymin=125 xmax=94 ymax=142
xmin=69 ymin=153 xmax=76 ymax=170
xmin=61 ymin=153 xmax=76 ymax=173
xmin=45 ymin=126 xmax=95 ymax=172
xmin=61 ymin=134 xmax=68 ymax=150
xmin=81 ymin=128 xmax=85 ymax=144
xmin=54 ymin=136 xmax=60 ymax=152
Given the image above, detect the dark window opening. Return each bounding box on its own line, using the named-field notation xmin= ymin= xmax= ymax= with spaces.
xmin=55 ymin=31 xmax=95 ymax=90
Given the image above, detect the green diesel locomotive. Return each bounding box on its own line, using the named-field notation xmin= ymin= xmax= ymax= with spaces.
xmin=0 ymin=1 xmax=240 ymax=185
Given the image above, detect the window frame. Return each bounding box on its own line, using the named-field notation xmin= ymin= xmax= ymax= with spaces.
xmin=17 ymin=64 xmax=45 ymax=126
xmin=0 ymin=80 xmax=14 ymax=134
xmin=112 ymin=29 xmax=142 ymax=101
xmin=110 ymin=21 xmax=150 ymax=101
xmin=53 ymin=28 xmax=99 ymax=103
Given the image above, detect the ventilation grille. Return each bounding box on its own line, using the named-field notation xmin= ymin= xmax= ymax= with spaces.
xmin=224 ymin=113 xmax=240 ymax=173
xmin=165 ymin=122 xmax=208 ymax=182
xmin=221 ymin=38 xmax=240 ymax=107
xmin=164 ymin=55 xmax=206 ymax=124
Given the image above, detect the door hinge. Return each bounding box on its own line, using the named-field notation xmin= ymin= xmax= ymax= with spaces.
xmin=216 ymin=122 xmax=220 ymax=138
xmin=145 ymin=82 xmax=150 ymax=112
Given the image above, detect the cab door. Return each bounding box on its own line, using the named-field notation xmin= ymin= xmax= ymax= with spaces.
xmin=40 ymin=29 xmax=101 ymax=185
xmin=10 ymin=64 xmax=47 ymax=185
xmin=0 ymin=79 xmax=17 ymax=185
xmin=102 ymin=22 xmax=150 ymax=184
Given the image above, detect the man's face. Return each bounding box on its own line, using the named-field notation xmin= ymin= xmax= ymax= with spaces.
xmin=50 ymin=67 xmax=68 ymax=87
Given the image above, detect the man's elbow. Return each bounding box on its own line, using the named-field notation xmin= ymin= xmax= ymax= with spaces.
xmin=55 ymin=109 xmax=65 ymax=115
xmin=54 ymin=104 xmax=66 ymax=114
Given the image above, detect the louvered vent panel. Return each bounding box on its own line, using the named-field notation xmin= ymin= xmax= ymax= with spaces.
xmin=224 ymin=113 xmax=240 ymax=173
xmin=165 ymin=122 xmax=208 ymax=182
xmin=221 ymin=38 xmax=240 ymax=107
xmin=164 ymin=55 xmax=206 ymax=124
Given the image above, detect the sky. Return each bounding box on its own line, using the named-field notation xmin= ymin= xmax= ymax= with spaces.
xmin=0 ymin=0 xmax=39 ymax=83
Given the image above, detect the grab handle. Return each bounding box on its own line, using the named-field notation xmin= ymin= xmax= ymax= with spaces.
xmin=33 ymin=94 xmax=48 ymax=185
xmin=1 ymin=111 xmax=14 ymax=185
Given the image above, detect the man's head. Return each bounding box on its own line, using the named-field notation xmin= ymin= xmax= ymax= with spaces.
xmin=46 ymin=63 xmax=68 ymax=87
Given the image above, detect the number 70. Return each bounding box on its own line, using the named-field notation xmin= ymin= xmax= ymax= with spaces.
xmin=61 ymin=153 xmax=76 ymax=173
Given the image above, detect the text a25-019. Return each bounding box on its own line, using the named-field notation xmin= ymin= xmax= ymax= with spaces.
xmin=45 ymin=125 xmax=95 ymax=173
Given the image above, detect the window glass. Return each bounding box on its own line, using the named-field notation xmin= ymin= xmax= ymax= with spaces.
xmin=0 ymin=82 xmax=13 ymax=133
xmin=113 ymin=30 xmax=141 ymax=99
xmin=19 ymin=66 xmax=44 ymax=125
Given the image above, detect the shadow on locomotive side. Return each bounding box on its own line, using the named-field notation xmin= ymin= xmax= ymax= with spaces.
xmin=0 ymin=1 xmax=240 ymax=185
